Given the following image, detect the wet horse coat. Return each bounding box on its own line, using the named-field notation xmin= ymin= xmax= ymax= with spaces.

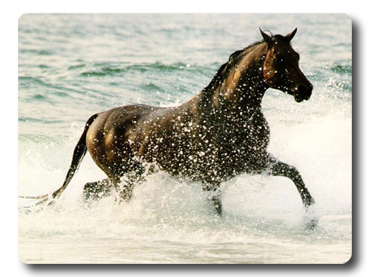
xmin=26 ymin=29 xmax=315 ymax=218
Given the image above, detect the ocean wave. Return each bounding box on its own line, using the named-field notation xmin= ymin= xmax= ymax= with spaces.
xmin=18 ymin=117 xmax=64 ymax=124
xmin=77 ymin=62 xmax=215 ymax=78
xmin=330 ymin=64 xmax=352 ymax=75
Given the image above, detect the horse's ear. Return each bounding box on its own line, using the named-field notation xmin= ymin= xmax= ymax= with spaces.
xmin=259 ymin=28 xmax=273 ymax=47
xmin=285 ymin=28 xmax=297 ymax=42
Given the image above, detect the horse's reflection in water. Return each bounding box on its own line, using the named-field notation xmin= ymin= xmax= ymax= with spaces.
xmin=23 ymin=29 xmax=316 ymax=227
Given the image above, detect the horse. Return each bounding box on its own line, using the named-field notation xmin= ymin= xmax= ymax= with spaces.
xmin=21 ymin=28 xmax=315 ymax=225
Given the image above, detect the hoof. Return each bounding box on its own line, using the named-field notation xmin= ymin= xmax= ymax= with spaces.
xmin=304 ymin=217 xmax=318 ymax=230
xmin=303 ymin=204 xmax=318 ymax=230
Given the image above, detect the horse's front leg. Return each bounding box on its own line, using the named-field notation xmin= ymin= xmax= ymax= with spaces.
xmin=266 ymin=157 xmax=315 ymax=208
xmin=265 ymin=156 xmax=317 ymax=229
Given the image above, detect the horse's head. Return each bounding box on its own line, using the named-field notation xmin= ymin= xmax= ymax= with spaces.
xmin=260 ymin=28 xmax=313 ymax=103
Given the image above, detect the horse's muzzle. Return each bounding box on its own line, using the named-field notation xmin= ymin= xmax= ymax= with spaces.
xmin=294 ymin=83 xmax=313 ymax=102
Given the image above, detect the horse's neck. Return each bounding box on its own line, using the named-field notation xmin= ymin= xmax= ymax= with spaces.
xmin=204 ymin=43 xmax=268 ymax=112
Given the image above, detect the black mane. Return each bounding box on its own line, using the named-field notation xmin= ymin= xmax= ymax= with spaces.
xmin=202 ymin=40 xmax=264 ymax=93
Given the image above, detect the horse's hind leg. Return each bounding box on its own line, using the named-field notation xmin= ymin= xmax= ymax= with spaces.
xmin=82 ymin=176 xmax=136 ymax=205
xmin=111 ymin=161 xmax=146 ymax=204
xmin=114 ymin=178 xmax=135 ymax=203
xmin=83 ymin=172 xmax=143 ymax=205
xmin=83 ymin=178 xmax=113 ymax=203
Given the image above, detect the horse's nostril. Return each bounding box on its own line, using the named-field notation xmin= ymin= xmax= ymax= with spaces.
xmin=298 ymin=84 xmax=312 ymax=100
xmin=298 ymin=84 xmax=308 ymax=94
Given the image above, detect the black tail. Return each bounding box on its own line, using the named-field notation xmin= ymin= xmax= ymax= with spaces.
xmin=18 ymin=114 xmax=98 ymax=208
xmin=51 ymin=114 xmax=98 ymax=199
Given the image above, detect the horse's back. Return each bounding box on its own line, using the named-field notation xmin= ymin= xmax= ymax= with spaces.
xmin=85 ymin=104 xmax=164 ymax=173
xmin=89 ymin=103 xmax=162 ymax=132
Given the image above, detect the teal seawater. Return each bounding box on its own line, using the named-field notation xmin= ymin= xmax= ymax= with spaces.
xmin=19 ymin=13 xmax=351 ymax=136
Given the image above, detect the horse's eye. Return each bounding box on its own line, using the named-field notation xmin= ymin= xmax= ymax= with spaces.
xmin=275 ymin=54 xmax=284 ymax=64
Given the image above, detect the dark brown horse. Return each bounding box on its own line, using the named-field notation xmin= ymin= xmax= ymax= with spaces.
xmin=22 ymin=28 xmax=315 ymax=222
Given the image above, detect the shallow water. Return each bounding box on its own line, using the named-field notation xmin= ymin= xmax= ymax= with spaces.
xmin=18 ymin=14 xmax=351 ymax=264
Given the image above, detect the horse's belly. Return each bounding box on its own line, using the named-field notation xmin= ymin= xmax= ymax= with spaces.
xmin=128 ymin=113 xmax=270 ymax=182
